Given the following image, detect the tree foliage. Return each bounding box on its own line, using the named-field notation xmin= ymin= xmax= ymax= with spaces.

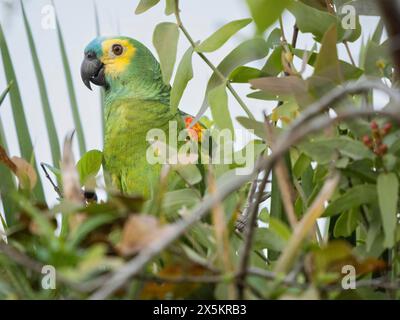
xmin=0 ymin=0 xmax=400 ymax=300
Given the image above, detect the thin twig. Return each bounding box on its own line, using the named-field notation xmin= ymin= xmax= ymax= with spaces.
xmin=40 ymin=163 xmax=62 ymax=198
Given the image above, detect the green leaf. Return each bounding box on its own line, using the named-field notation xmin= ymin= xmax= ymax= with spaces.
xmin=333 ymin=208 xmax=359 ymax=237
xmin=290 ymin=1 xmax=336 ymax=41
xmin=173 ymin=164 xmax=202 ymax=186
xmin=247 ymin=90 xmax=279 ymax=101
xmin=313 ymin=25 xmax=341 ymax=83
xmin=229 ymin=66 xmax=265 ymax=83
xmin=236 ymin=117 xmax=266 ymax=140
xmin=250 ymin=76 xmax=310 ymax=106
xmin=196 ymin=18 xmax=252 ymax=52
xmin=269 ymin=216 xmax=292 ymax=241
xmin=22 ymin=2 xmax=61 ymax=168
xmin=135 ymin=0 xmax=160 ymax=14
xmin=377 ymin=172 xmax=398 ymax=248
xmin=208 ymin=84 xmax=234 ymax=137
xmin=290 ymin=1 xmax=361 ymax=42
xmin=293 ymin=153 xmax=311 ymax=178
xmin=262 ymin=46 xmax=283 ymax=76
xmin=246 ymin=0 xmax=292 ymax=33
xmin=299 ymin=137 xmax=374 ymax=165
xmin=165 ymin=0 xmax=176 ymax=15
xmin=193 ymin=38 xmax=269 ymax=123
xmin=162 ymin=189 xmax=200 ymax=217
xmin=76 ymin=150 xmax=103 ymax=185
xmin=324 ymin=184 xmax=377 ymax=217
xmin=53 ymin=3 xmax=86 ymax=156
xmin=253 ymin=227 xmax=287 ymax=252
xmin=153 ymin=22 xmax=179 ymax=84
xmin=170 ymin=46 xmax=194 ymax=112
xmin=0 ymin=23 xmax=45 ymax=202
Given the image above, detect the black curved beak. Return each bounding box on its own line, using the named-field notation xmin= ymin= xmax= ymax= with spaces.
xmin=81 ymin=51 xmax=106 ymax=90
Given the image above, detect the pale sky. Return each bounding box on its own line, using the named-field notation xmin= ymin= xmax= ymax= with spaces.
xmin=0 ymin=0 xmax=380 ymax=207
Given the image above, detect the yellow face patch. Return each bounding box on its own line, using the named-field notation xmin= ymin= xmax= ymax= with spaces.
xmin=101 ymin=39 xmax=136 ymax=78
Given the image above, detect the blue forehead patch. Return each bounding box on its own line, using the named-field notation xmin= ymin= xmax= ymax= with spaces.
xmin=84 ymin=37 xmax=106 ymax=56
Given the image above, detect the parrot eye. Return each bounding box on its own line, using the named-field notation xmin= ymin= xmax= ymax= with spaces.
xmin=112 ymin=44 xmax=124 ymax=56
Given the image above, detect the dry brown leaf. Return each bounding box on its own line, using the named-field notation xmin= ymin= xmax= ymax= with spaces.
xmin=115 ymin=215 xmax=171 ymax=256
xmin=11 ymin=156 xmax=37 ymax=190
xmin=0 ymin=146 xmax=38 ymax=190
xmin=61 ymin=135 xmax=84 ymax=203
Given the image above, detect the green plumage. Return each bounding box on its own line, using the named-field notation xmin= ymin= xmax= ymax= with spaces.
xmin=94 ymin=38 xmax=184 ymax=197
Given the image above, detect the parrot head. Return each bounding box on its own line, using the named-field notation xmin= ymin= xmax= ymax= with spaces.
xmin=81 ymin=36 xmax=162 ymax=92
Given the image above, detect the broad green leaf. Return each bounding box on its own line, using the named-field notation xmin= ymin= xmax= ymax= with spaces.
xmin=250 ymin=76 xmax=310 ymax=106
xmin=208 ymin=84 xmax=234 ymax=137
xmin=364 ymin=40 xmax=391 ymax=77
xmin=236 ymin=117 xmax=266 ymax=140
xmin=193 ymin=38 xmax=269 ymax=123
xmin=170 ymin=46 xmax=194 ymax=112
xmin=293 ymin=153 xmax=311 ymax=178
xmin=253 ymin=227 xmax=287 ymax=251
xmin=313 ymin=25 xmax=342 ymax=83
xmin=0 ymin=23 xmax=45 ymax=202
xmin=377 ymin=172 xmax=398 ymax=248
xmin=196 ymin=18 xmax=252 ymax=52
xmin=290 ymin=1 xmax=336 ymax=41
xmin=165 ymin=0 xmax=175 ymax=15
xmin=247 ymin=90 xmax=279 ymax=101
xmin=173 ymin=164 xmax=202 ymax=185
xmin=290 ymin=1 xmax=361 ymax=42
xmin=246 ymin=0 xmax=292 ymax=33
xmin=269 ymin=216 xmax=292 ymax=241
xmin=250 ymin=76 xmax=308 ymax=96
xmin=324 ymin=184 xmax=377 ymax=217
xmin=22 ymin=3 xmax=61 ymax=168
xmin=299 ymin=137 xmax=374 ymax=164
xmin=266 ymin=28 xmax=282 ymax=48
xmin=333 ymin=208 xmax=359 ymax=237
xmin=153 ymin=22 xmax=179 ymax=84
xmin=135 ymin=0 xmax=160 ymax=14
xmin=371 ymin=19 xmax=384 ymax=44
xmin=53 ymin=4 xmax=86 ymax=156
xmin=262 ymin=46 xmax=283 ymax=76
xmin=162 ymin=189 xmax=200 ymax=217
xmin=76 ymin=150 xmax=103 ymax=185
xmin=229 ymin=66 xmax=265 ymax=83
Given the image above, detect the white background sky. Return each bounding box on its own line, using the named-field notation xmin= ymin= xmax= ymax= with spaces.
xmin=0 ymin=0 xmax=380 ymax=207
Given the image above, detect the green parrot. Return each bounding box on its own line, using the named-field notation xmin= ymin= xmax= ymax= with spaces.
xmin=81 ymin=36 xmax=203 ymax=198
